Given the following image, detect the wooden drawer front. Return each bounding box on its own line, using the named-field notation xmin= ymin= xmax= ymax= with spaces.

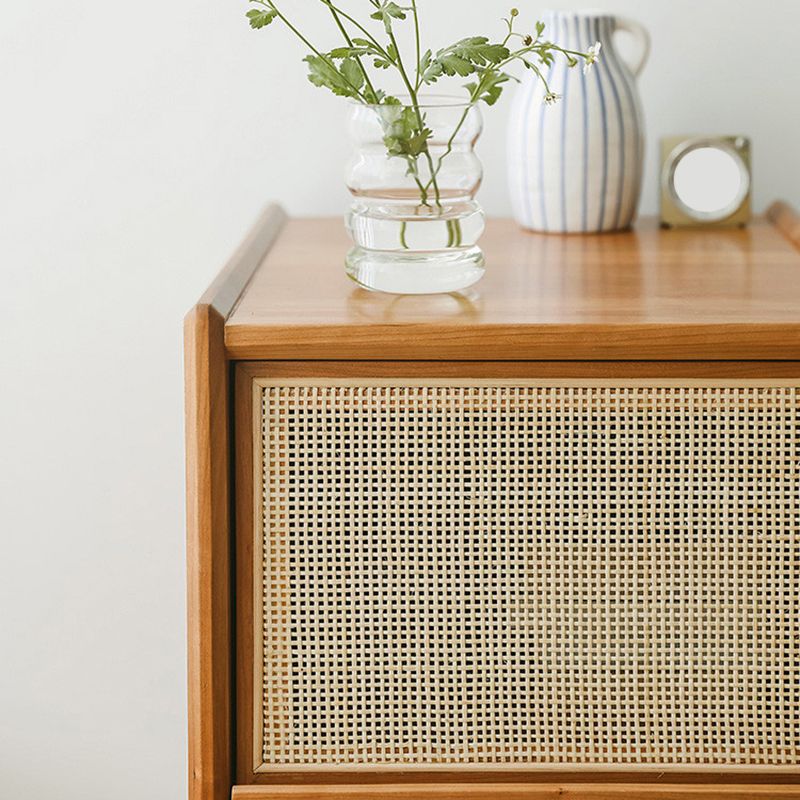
xmin=240 ymin=377 xmax=800 ymax=775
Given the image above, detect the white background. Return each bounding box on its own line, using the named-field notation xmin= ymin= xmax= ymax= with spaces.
xmin=1 ymin=1 xmax=799 ymax=798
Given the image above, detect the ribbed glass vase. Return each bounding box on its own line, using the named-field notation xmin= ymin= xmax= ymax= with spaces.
xmin=345 ymin=97 xmax=486 ymax=295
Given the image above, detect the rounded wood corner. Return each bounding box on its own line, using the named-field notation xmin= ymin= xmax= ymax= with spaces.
xmin=767 ymin=200 xmax=800 ymax=249
xmin=189 ymin=203 xmax=289 ymax=321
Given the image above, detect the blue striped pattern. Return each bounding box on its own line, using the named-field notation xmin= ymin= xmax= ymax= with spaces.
xmin=559 ymin=17 xmax=571 ymax=232
xmin=508 ymin=11 xmax=646 ymax=233
xmin=591 ymin=15 xmax=610 ymax=231
xmin=579 ymin=16 xmax=589 ymax=232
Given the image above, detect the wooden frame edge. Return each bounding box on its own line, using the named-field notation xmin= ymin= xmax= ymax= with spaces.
xmin=224 ymin=323 xmax=800 ymax=363
xmin=233 ymin=364 xmax=266 ymax=784
xmin=251 ymin=376 xmax=263 ymax=778
xmin=232 ymin=784 xmax=800 ymax=800
xmin=767 ymin=200 xmax=800 ymax=250
xmin=235 ymin=361 xmax=800 ymax=380
xmin=194 ymin=204 xmax=288 ymax=318
xmin=185 ymin=205 xmax=287 ymax=800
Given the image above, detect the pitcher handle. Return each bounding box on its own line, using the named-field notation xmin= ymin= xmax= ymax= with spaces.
xmin=614 ymin=16 xmax=651 ymax=78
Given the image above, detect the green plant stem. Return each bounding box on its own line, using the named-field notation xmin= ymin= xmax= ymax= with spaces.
xmin=411 ymin=0 xmax=422 ymax=91
xmin=404 ymin=156 xmax=431 ymax=207
xmin=423 ymin=28 xmax=519 ymax=195
xmin=319 ymin=1 xmax=391 ymax=57
xmin=399 ymin=221 xmax=409 ymax=249
xmin=552 ymin=46 xmax=597 ymax=59
xmin=425 ymin=36 xmax=580 ymax=195
xmin=386 ymin=26 xmax=442 ymax=210
xmin=424 ymin=78 xmax=485 ymax=195
xmin=495 ymin=41 xmax=589 ymax=74
xmin=259 ymin=0 xmax=368 ymax=101
xmin=523 ymin=60 xmax=553 ymax=94
xmin=320 ymin=0 xmax=379 ymax=101
xmin=444 ymin=219 xmax=463 ymax=248
xmin=424 ymin=107 xmax=467 ymax=196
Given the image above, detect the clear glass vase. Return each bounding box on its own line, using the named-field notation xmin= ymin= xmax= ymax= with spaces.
xmin=345 ymin=97 xmax=486 ymax=295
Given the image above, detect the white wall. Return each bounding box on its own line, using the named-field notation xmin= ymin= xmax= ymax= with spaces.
xmin=1 ymin=2 xmax=798 ymax=798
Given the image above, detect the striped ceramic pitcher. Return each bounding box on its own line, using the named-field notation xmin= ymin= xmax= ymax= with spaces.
xmin=508 ymin=11 xmax=650 ymax=233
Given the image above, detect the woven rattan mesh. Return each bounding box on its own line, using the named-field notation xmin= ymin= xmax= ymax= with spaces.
xmin=258 ymin=383 xmax=799 ymax=770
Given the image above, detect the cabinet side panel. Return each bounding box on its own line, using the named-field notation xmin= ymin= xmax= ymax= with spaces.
xmin=186 ymin=205 xmax=287 ymax=800
xmin=186 ymin=306 xmax=233 ymax=800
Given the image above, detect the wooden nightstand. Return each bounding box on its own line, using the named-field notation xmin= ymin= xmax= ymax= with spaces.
xmin=185 ymin=203 xmax=800 ymax=800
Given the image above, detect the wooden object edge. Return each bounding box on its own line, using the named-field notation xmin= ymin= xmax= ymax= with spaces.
xmin=767 ymin=200 xmax=800 ymax=250
xmin=231 ymin=783 xmax=800 ymax=800
xmin=223 ymin=324 xmax=800 ymax=362
xmin=185 ymin=204 xmax=287 ymax=800
xmin=235 ymin=361 xmax=800 ymax=380
xmin=197 ymin=204 xmax=288 ymax=317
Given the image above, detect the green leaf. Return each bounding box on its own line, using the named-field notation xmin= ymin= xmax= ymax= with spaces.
xmin=380 ymin=105 xmax=432 ymax=159
xmin=429 ymin=36 xmax=510 ymax=79
xmin=340 ymin=58 xmax=365 ymax=92
xmin=421 ymin=61 xmax=443 ymax=84
xmin=246 ymin=8 xmax=277 ymax=29
xmin=436 ymin=53 xmax=474 ymax=77
xmin=352 ymin=37 xmax=381 ymax=52
xmin=329 ymin=46 xmax=372 ymax=59
xmin=447 ymin=37 xmax=509 ymax=66
xmin=372 ymin=42 xmax=398 ymax=70
xmin=419 ymin=49 xmax=444 ymax=84
xmin=370 ymin=2 xmax=408 ymax=32
xmin=303 ymin=54 xmax=361 ymax=99
xmin=469 ymin=71 xmax=511 ymax=106
xmin=404 ymin=129 xmax=433 ymax=157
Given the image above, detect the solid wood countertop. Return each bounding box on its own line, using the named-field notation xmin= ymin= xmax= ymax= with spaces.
xmin=224 ymin=211 xmax=800 ymax=361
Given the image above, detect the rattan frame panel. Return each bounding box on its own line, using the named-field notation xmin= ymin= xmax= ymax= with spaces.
xmin=251 ymin=379 xmax=800 ymax=774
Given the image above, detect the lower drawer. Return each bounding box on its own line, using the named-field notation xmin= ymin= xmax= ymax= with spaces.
xmin=234 ymin=363 xmax=800 ymax=793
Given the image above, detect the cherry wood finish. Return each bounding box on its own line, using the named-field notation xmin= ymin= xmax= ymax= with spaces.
xmin=185 ymin=205 xmax=287 ymax=800
xmin=231 ymin=784 xmax=800 ymax=800
xmin=226 ymin=215 xmax=800 ymax=362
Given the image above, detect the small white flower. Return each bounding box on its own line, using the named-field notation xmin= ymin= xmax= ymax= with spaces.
xmin=583 ymin=41 xmax=602 ymax=74
xmin=543 ymin=91 xmax=561 ymax=106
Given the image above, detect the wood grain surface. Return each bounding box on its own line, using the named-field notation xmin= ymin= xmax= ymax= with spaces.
xmin=225 ymin=213 xmax=800 ymax=361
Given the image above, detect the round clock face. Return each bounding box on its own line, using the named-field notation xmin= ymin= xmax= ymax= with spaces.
xmin=665 ymin=138 xmax=751 ymax=224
